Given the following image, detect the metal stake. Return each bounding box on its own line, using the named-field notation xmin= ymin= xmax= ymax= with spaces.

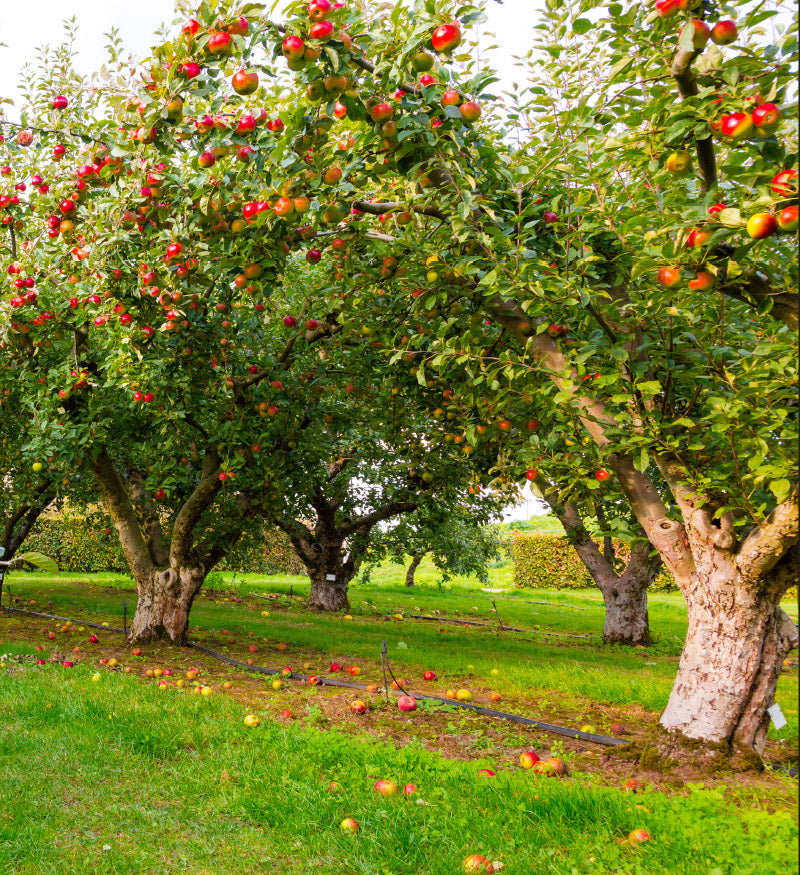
xmin=380 ymin=641 xmax=389 ymax=702
xmin=492 ymin=599 xmax=504 ymax=631
xmin=122 ymin=602 xmax=127 ymax=638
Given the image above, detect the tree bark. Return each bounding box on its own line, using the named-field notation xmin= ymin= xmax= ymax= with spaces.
xmin=127 ymin=564 xmax=206 ymax=644
xmin=308 ymin=564 xmax=353 ymax=612
xmin=660 ymin=564 xmax=798 ymax=754
xmin=405 ymin=551 xmax=425 ymax=587
xmin=600 ymin=576 xmax=651 ymax=646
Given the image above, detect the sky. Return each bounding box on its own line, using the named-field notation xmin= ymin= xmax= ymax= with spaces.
xmin=0 ymin=0 xmax=546 ymax=519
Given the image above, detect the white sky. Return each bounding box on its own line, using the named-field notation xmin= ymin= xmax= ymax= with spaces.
xmin=0 ymin=1 xmax=536 ymax=107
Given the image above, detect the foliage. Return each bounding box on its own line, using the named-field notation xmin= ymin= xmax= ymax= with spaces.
xmin=510 ymin=532 xmax=675 ymax=592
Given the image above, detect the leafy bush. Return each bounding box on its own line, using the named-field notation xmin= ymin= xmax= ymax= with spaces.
xmin=24 ymin=512 xmax=305 ymax=576
xmin=511 ymin=532 xmax=675 ymax=591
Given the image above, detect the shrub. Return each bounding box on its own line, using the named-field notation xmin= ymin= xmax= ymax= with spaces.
xmin=24 ymin=511 xmax=305 ymax=576
xmin=510 ymin=532 xmax=675 ymax=591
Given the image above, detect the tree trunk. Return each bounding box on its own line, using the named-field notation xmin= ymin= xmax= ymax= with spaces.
xmin=600 ymin=579 xmax=651 ymax=646
xmin=128 ymin=564 xmax=206 ymax=644
xmin=308 ymin=566 xmax=352 ymax=612
xmin=660 ymin=563 xmax=798 ymax=754
xmin=405 ymin=551 xmax=425 ymax=587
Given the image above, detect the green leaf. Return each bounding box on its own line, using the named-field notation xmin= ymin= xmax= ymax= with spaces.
xmin=13 ymin=552 xmax=59 ymax=574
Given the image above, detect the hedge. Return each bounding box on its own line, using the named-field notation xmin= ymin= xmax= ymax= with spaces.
xmin=510 ymin=531 xmax=676 ymax=591
xmin=23 ymin=511 xmax=306 ymax=576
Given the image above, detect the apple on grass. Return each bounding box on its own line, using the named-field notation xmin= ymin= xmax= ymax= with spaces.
xmin=520 ymin=751 xmax=540 ymax=769
xmin=462 ymin=855 xmax=493 ymax=874
xmin=244 ymin=714 xmax=260 ymax=727
xmin=373 ymin=779 xmax=398 ymax=797
xmin=340 ymin=817 xmax=359 ymax=833
xmin=398 ymin=695 xmax=418 ymax=712
xmin=350 ymin=700 xmax=367 ymax=714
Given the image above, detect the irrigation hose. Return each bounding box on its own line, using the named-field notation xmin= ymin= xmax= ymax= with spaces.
xmin=5 ymin=604 xmax=798 ymax=774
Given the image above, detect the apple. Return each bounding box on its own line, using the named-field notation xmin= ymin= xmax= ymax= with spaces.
xmin=330 ymin=662 xmax=342 ymax=673
xmin=595 ymin=469 xmax=610 ymax=481
xmin=181 ymin=62 xmax=202 ymax=79
xmin=350 ymin=699 xmax=367 ymax=714
xmin=525 ymin=469 xmax=538 ymax=481
xmin=369 ymin=102 xmax=393 ymax=123
xmin=777 ymin=205 xmax=798 ymax=232
xmin=244 ymin=714 xmax=260 ymax=727
xmin=397 ymin=695 xmax=418 ymax=712
xmin=688 ymin=270 xmax=715 ymax=290
xmin=432 ymin=21 xmax=461 ymax=53
xmin=62 ymin=661 xmax=74 ymax=668
xmin=232 ymin=70 xmax=259 ymax=95
xmin=455 ymin=689 xmax=472 ymax=702
xmin=307 ymin=675 xmax=322 ymax=685
xmin=308 ymin=0 xmax=332 ymax=21
xmin=462 ymin=855 xmax=493 ymax=874
xmin=711 ymin=20 xmax=737 ymax=45
xmin=279 ymin=708 xmax=293 ymax=719
xmin=520 ymin=751 xmax=540 ymax=769
xmin=282 ymin=36 xmax=305 ymax=59
xmin=208 ymin=32 xmax=232 ymax=55
xmin=489 ymin=692 xmax=502 ymax=703
xmin=200 ymin=686 xmax=212 ymax=696
xmin=720 ymin=111 xmax=753 ymax=140
xmin=610 ymin=722 xmax=626 ymax=734
xmin=665 ymin=150 xmax=692 ymax=175
xmin=752 ymin=102 xmax=781 ymax=132
xmin=681 ymin=20 xmax=710 ymax=50
xmin=222 ymin=681 xmax=232 ymax=690
xmin=654 ymin=0 xmax=678 ymax=15
xmin=580 ymin=724 xmax=596 ymax=734
xmin=366 ymin=683 xmax=380 ymax=694
xmin=624 ymin=778 xmax=645 ymax=793
xmin=419 ymin=73 xmax=437 ymax=86
xmin=657 ymin=267 xmax=681 ymax=288
xmin=309 ymin=21 xmax=334 ymax=41
xmin=248 ymin=644 xmax=258 ymax=653
xmin=52 ymin=95 xmax=68 ymax=110
xmin=423 ymin=670 xmax=437 ymax=681
xmin=441 ymin=90 xmax=461 ymax=107
xmin=746 ymin=212 xmax=777 ymax=239
xmin=306 ymin=249 xmax=322 ymax=264
xmin=198 ymin=152 xmax=216 ymax=169
xmin=89 ymin=634 xmax=99 ymax=644
xmin=340 ymin=817 xmax=359 ymax=833
xmin=628 ymin=829 xmax=652 ymax=844
xmin=374 ymin=779 xmax=398 ymax=796
xmin=477 ymin=768 xmax=496 ymax=777
xmin=348 ymin=666 xmax=360 ymax=676
xmin=770 ymin=168 xmax=798 ymax=197
xmin=460 ymin=101 xmax=481 ymax=123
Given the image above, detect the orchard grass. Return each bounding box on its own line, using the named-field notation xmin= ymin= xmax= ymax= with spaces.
xmin=0 ymin=661 xmax=797 ymax=875
xmin=3 ymin=559 xmax=797 ymax=752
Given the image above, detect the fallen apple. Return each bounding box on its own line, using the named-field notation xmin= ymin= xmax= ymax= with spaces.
xmin=373 ymin=778 xmax=398 ymax=797
xmin=350 ymin=699 xmax=367 ymax=714
xmin=340 ymin=817 xmax=359 ymax=833
xmin=519 ymin=751 xmax=540 ymax=770
xmin=244 ymin=714 xmax=260 ymax=727
xmin=462 ymin=855 xmax=493 ymax=874
xmin=397 ymin=695 xmax=417 ymax=712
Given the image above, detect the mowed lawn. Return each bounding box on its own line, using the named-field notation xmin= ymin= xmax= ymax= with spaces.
xmin=1 ymin=561 xmax=797 ymax=873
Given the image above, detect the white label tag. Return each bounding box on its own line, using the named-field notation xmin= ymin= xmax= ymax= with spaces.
xmin=325 ymin=574 xmax=336 ymax=581
xmin=767 ymin=704 xmax=787 ymax=730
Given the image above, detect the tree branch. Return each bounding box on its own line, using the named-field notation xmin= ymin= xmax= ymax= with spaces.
xmin=736 ymin=487 xmax=799 ymax=589
xmin=170 ymin=448 xmax=222 ymax=563
xmin=339 ymin=500 xmax=418 ymax=538
xmin=670 ymin=48 xmax=717 ymax=191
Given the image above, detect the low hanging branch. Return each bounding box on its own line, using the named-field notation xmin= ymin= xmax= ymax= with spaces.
xmin=670 ymin=47 xmax=718 ymax=191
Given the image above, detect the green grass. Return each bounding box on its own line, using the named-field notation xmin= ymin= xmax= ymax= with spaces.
xmin=0 ymin=662 xmax=796 ymax=874
xmin=3 ymin=564 xmax=797 ymax=745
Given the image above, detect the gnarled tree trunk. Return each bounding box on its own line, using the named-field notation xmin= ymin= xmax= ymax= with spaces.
xmin=660 ymin=555 xmax=798 ymax=753
xmin=128 ymin=564 xmax=206 ymax=644
xmin=600 ymin=576 xmax=652 ymax=646
xmin=308 ymin=565 xmax=353 ymax=612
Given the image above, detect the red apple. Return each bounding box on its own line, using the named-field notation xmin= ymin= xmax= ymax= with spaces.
xmin=373 ymin=779 xmax=398 ymax=796
xmin=282 ymin=36 xmax=305 ymax=59
xmin=720 ymin=111 xmax=753 ymax=140
xmin=232 ymin=70 xmax=259 ymax=95
xmin=657 ymin=267 xmax=682 ymax=288
xmin=340 ymin=817 xmax=359 ymax=833
xmin=746 ymin=212 xmax=777 ymax=239
xmin=525 ymin=469 xmax=538 ymax=481
xmin=462 ymin=855 xmax=493 ymax=874
xmin=777 ymin=205 xmax=798 ymax=232
xmin=423 ymin=670 xmax=437 ymax=681
xmin=198 ymin=152 xmax=216 ymax=168
xmin=711 ymin=20 xmax=738 ymax=45
xmin=208 ymin=32 xmax=232 ymax=55
xmin=689 ymin=270 xmax=715 ymax=290
xmin=752 ymin=102 xmax=781 ymax=132
xmin=520 ymin=751 xmax=540 ymax=769
xmin=477 ymin=768 xmax=496 ymax=777
xmin=595 ymin=469 xmax=610 ymax=481
xmin=654 ymin=0 xmax=678 ymax=15
xmin=369 ymin=102 xmax=393 ymax=123
xmin=403 ymin=783 xmax=417 ymax=796
xmin=330 ymin=662 xmax=342 ymax=673
xmin=309 ymin=20 xmax=334 ymax=41
xmin=182 ymin=19 xmax=200 ymax=37
xmin=432 ymin=21 xmax=461 ymax=53
xmin=460 ymin=101 xmax=481 ymax=123
xmin=52 ymin=95 xmax=68 ymax=110
xmin=308 ymin=0 xmax=332 ymax=21
xmin=629 ymin=829 xmax=652 ymax=844
xmin=770 ymin=168 xmax=798 ymax=197
xmin=306 ymin=249 xmax=322 ymax=264
xmin=397 ymin=695 xmax=417 ymax=712
xmin=681 ymin=20 xmax=710 ymax=50
xmin=349 ymin=699 xmax=367 ymax=714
